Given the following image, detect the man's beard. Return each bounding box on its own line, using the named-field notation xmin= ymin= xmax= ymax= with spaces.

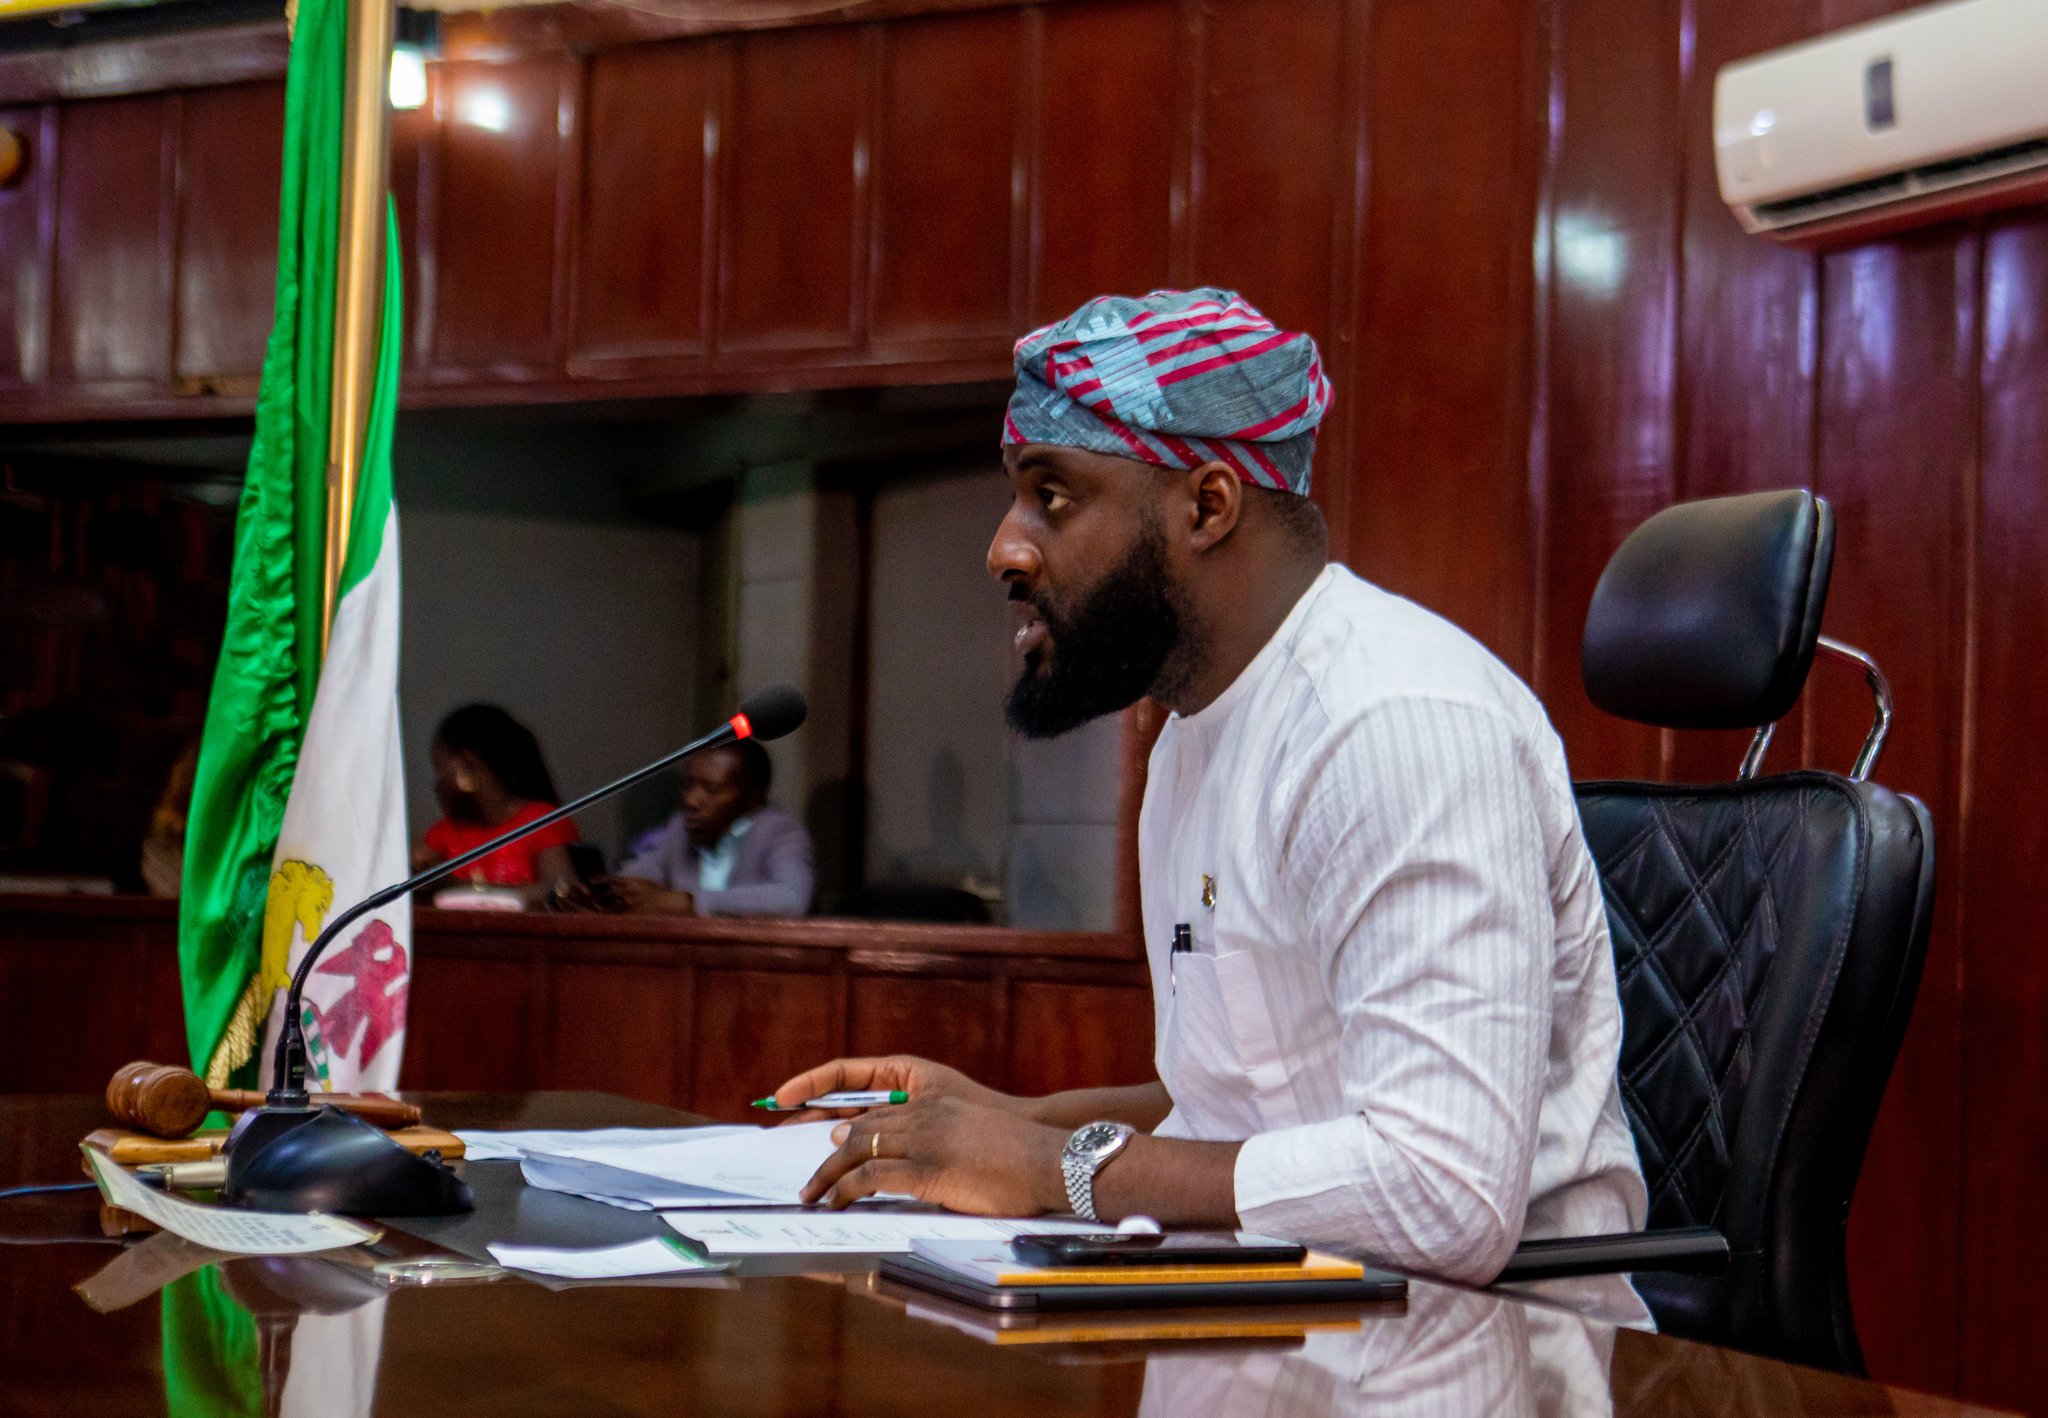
xmin=1004 ymin=518 xmax=1188 ymax=740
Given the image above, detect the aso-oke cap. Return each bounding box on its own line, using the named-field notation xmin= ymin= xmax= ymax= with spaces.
xmin=1002 ymin=287 xmax=1330 ymax=495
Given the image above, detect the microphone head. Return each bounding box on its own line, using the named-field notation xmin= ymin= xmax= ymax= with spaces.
xmin=733 ymin=685 xmax=808 ymax=742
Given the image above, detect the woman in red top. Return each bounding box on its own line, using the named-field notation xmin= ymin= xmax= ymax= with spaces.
xmin=413 ymin=704 xmax=579 ymax=904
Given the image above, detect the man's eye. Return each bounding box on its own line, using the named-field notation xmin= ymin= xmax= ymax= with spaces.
xmin=1038 ymin=487 xmax=1071 ymax=513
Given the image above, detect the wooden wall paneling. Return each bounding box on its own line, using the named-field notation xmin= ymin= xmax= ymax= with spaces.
xmin=545 ymin=954 xmax=685 ymax=1105
xmin=1114 ymin=699 xmax=1167 ymax=937
xmin=0 ymin=933 xmax=158 ymax=1092
xmin=548 ymin=56 xmax=583 ymax=375
xmin=389 ymin=90 xmax=435 ymax=370
xmin=143 ymin=928 xmax=190 ymax=1066
xmin=428 ymin=56 xmax=572 ymax=378
xmin=1808 ymin=229 xmax=1976 ymax=1395
xmin=1184 ymin=0 xmax=1340 ymax=342
xmin=570 ymin=41 xmax=716 ymax=365
xmin=49 ymin=92 xmax=175 ymax=387
xmin=400 ymin=952 xmax=538 ymax=1092
xmin=1006 ymin=978 xmax=1154 ymax=1097
xmin=0 ymin=104 xmax=53 ymax=388
xmin=1030 ymin=0 xmax=1177 ymax=325
xmin=846 ymin=968 xmax=1000 ymax=1082
xmin=690 ymin=962 xmax=843 ymax=1120
xmin=717 ymin=25 xmax=865 ymax=354
xmin=1959 ymin=211 xmax=2048 ymax=1415
xmin=173 ymin=81 xmax=284 ymax=393
xmin=867 ymin=9 xmax=1022 ymax=351
xmin=1306 ymin=0 xmax=1372 ymax=569
xmin=1342 ymin=0 xmax=1543 ymax=675
xmin=1664 ymin=0 xmax=1822 ymax=784
xmin=1534 ymin=0 xmax=1681 ymax=779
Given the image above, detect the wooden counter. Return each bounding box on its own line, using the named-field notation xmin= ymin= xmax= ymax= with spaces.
xmin=0 ymin=894 xmax=1153 ymax=1118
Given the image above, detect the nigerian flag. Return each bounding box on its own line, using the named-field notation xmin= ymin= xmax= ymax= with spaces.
xmin=179 ymin=0 xmax=409 ymax=1094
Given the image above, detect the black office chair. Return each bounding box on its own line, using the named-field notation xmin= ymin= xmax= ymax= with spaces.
xmin=1495 ymin=489 xmax=1935 ymax=1376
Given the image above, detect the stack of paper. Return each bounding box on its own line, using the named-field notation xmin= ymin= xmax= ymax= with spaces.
xmin=485 ymin=1237 xmax=730 ymax=1280
xmin=516 ymin=1121 xmax=844 ymax=1210
xmin=665 ymin=1211 xmax=1086 ymax=1256
xmin=454 ymin=1126 xmax=750 ymax=1163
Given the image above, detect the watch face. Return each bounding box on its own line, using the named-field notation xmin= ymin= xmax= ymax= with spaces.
xmin=1070 ymin=1121 xmax=1128 ymax=1159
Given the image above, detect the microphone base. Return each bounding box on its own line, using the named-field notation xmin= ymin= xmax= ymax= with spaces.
xmin=221 ymin=1104 xmax=474 ymax=1217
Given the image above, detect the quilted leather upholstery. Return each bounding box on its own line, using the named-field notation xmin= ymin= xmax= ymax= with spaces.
xmin=1576 ymin=772 xmax=1934 ymax=1374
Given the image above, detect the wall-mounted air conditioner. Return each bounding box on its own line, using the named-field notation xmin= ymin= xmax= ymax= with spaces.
xmin=1715 ymin=0 xmax=2048 ymax=247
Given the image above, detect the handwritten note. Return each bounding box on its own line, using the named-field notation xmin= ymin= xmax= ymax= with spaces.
xmin=83 ymin=1147 xmax=379 ymax=1256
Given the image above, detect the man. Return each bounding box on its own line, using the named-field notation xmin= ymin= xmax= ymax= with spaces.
xmin=601 ymin=739 xmax=814 ymax=917
xmin=775 ymin=288 xmax=1645 ymax=1283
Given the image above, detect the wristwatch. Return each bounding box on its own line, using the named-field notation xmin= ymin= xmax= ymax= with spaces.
xmin=1061 ymin=1120 xmax=1135 ymax=1222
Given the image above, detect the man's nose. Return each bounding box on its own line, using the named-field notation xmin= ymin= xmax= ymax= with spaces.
xmin=987 ymin=506 xmax=1041 ymax=585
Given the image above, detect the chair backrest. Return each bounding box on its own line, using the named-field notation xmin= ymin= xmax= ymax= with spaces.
xmin=1575 ymin=489 xmax=1936 ymax=1374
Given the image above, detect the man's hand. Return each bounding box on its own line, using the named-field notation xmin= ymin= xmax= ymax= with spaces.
xmin=767 ymin=1055 xmax=1025 ymax=1124
xmin=799 ymin=1098 xmax=1068 ymax=1215
xmin=593 ymin=876 xmax=695 ymax=916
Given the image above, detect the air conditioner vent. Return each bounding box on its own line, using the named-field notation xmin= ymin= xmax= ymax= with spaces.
xmin=1750 ymin=135 xmax=2048 ymax=231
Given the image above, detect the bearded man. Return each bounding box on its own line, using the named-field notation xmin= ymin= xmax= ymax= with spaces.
xmin=777 ymin=289 xmax=1645 ymax=1283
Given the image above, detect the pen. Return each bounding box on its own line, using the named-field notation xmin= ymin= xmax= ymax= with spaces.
xmin=750 ymin=1090 xmax=909 ymax=1111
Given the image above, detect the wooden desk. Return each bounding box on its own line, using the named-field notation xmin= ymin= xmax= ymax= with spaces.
xmin=0 ymin=1093 xmax=2013 ymax=1417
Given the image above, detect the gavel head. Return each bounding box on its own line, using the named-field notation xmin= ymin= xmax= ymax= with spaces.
xmin=106 ymin=1060 xmax=213 ymax=1138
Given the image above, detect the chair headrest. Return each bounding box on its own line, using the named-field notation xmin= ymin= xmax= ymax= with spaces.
xmin=1582 ymin=490 xmax=1833 ymax=730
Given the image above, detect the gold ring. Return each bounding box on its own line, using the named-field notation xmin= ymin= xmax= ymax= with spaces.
xmin=870 ymin=1132 xmax=881 ymax=1160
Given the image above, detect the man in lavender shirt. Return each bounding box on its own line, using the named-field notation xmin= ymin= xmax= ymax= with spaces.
xmin=600 ymin=739 xmax=815 ymax=917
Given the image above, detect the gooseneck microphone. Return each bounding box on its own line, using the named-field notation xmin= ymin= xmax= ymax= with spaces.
xmin=269 ymin=682 xmax=807 ymax=1102
xmin=221 ymin=685 xmax=807 ymax=1214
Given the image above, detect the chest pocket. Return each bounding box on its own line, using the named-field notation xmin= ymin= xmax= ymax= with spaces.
xmin=1160 ymin=926 xmax=1303 ymax=1135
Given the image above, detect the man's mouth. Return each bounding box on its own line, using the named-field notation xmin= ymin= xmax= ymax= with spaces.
xmin=1014 ymin=616 xmax=1049 ymax=656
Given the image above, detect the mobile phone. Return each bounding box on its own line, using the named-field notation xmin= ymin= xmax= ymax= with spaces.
xmin=1010 ymin=1231 xmax=1308 ymax=1268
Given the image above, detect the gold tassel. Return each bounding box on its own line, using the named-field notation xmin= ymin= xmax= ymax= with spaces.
xmin=204 ymin=974 xmax=270 ymax=1089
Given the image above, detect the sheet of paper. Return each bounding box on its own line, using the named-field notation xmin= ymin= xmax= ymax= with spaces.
xmin=664 ymin=1210 xmax=1086 ymax=1255
xmin=485 ymin=1236 xmax=728 ymax=1280
xmin=519 ymin=1121 xmax=842 ymax=1209
xmin=455 ymin=1125 xmax=750 ymax=1163
xmin=83 ymin=1147 xmax=379 ymax=1256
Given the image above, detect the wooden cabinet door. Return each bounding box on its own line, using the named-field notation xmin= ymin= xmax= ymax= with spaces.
xmin=175 ymin=81 xmax=285 ymax=393
xmin=51 ymin=94 xmax=174 ymax=387
xmin=429 ymin=56 xmax=573 ymax=377
xmin=868 ymin=9 xmax=1023 ymax=352
xmin=572 ymin=41 xmax=718 ymax=366
xmin=718 ymin=26 xmax=864 ymax=356
xmin=0 ymin=106 xmax=52 ymax=389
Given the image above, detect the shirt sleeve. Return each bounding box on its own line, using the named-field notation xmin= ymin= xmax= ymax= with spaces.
xmin=1231 ymin=698 xmax=1553 ymax=1284
xmin=694 ymin=818 xmax=815 ymax=918
xmin=614 ymin=818 xmax=678 ymax=885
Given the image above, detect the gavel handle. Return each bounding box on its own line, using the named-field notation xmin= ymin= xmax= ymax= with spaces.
xmin=210 ymin=1088 xmax=421 ymax=1130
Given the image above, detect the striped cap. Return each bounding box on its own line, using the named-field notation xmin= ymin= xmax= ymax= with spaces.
xmin=1002 ymin=288 xmax=1330 ymax=495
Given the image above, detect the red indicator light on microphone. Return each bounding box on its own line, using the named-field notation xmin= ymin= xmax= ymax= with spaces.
xmin=730 ymin=712 xmax=754 ymax=740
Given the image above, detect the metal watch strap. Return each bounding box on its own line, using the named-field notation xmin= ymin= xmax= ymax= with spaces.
xmin=1062 ymin=1148 xmax=1100 ymax=1222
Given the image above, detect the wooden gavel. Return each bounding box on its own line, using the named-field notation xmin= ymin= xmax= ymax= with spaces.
xmin=106 ymin=1061 xmax=421 ymax=1139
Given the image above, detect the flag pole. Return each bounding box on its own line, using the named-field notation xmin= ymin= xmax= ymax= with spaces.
xmin=322 ymin=0 xmax=396 ymax=647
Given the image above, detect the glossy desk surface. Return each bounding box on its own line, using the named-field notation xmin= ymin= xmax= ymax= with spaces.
xmin=0 ymin=1092 xmax=2013 ymax=1417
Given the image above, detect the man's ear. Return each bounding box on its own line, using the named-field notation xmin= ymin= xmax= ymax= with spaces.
xmin=1186 ymin=461 xmax=1243 ymax=552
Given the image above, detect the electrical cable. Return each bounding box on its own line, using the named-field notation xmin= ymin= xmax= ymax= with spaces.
xmin=0 ymin=1182 xmax=100 ymax=1201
